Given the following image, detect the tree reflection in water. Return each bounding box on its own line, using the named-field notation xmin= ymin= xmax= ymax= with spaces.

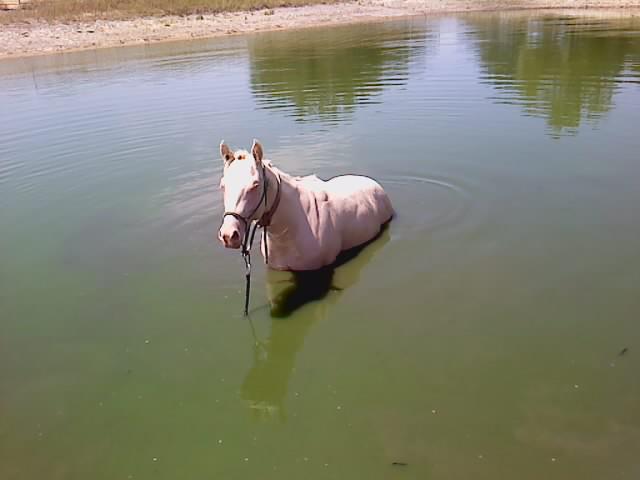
xmin=470 ymin=14 xmax=640 ymax=136
xmin=249 ymin=23 xmax=429 ymax=124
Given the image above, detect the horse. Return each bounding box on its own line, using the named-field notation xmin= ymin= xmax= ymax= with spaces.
xmin=218 ymin=139 xmax=394 ymax=272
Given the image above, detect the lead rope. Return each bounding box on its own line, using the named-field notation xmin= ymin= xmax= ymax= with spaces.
xmin=264 ymin=224 xmax=269 ymax=265
xmin=241 ymin=166 xmax=269 ymax=316
xmin=241 ymin=223 xmax=257 ymax=316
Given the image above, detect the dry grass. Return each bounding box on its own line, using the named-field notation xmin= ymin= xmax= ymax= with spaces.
xmin=0 ymin=0 xmax=344 ymax=23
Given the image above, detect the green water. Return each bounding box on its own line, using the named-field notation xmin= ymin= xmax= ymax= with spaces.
xmin=1 ymin=12 xmax=640 ymax=480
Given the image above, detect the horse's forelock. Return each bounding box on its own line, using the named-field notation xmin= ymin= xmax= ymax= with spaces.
xmin=224 ymin=151 xmax=259 ymax=181
xmin=234 ymin=149 xmax=250 ymax=161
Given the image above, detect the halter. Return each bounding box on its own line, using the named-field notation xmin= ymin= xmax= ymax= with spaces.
xmin=222 ymin=164 xmax=281 ymax=315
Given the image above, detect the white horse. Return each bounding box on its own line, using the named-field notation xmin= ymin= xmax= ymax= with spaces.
xmin=218 ymin=139 xmax=393 ymax=271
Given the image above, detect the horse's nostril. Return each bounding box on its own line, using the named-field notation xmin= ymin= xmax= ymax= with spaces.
xmin=231 ymin=231 xmax=240 ymax=241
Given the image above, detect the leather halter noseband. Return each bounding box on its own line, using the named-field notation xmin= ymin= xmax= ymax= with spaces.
xmin=222 ymin=164 xmax=281 ymax=315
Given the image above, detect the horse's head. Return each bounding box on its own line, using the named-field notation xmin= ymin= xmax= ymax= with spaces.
xmin=218 ymin=139 xmax=266 ymax=249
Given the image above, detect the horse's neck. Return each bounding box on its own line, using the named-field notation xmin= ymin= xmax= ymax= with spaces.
xmin=264 ymin=166 xmax=310 ymax=253
xmin=265 ymin=167 xmax=302 ymax=236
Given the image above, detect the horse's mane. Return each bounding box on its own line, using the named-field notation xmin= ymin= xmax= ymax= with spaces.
xmin=264 ymin=159 xmax=289 ymax=180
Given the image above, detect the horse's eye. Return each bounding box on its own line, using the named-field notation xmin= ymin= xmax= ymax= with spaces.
xmin=250 ymin=180 xmax=260 ymax=190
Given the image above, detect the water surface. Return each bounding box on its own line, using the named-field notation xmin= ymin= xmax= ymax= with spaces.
xmin=1 ymin=12 xmax=640 ymax=480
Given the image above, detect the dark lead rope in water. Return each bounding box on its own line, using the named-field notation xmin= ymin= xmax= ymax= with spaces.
xmin=241 ymin=171 xmax=267 ymax=316
xmin=241 ymin=220 xmax=261 ymax=316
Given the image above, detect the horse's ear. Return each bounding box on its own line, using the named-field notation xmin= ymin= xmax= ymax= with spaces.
xmin=251 ymin=139 xmax=263 ymax=166
xmin=220 ymin=141 xmax=234 ymax=164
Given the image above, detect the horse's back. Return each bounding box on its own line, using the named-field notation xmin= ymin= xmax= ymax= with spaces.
xmin=324 ymin=174 xmax=378 ymax=195
xmin=324 ymin=174 xmax=393 ymax=251
xmin=326 ymin=174 xmax=392 ymax=213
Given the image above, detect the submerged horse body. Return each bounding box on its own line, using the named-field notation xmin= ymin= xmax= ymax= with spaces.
xmin=218 ymin=140 xmax=393 ymax=271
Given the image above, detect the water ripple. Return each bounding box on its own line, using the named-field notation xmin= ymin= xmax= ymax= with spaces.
xmin=381 ymin=174 xmax=473 ymax=241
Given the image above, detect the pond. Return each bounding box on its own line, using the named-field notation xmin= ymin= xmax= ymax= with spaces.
xmin=1 ymin=11 xmax=640 ymax=480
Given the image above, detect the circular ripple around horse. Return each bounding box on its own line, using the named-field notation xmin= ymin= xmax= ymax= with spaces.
xmin=381 ymin=174 xmax=472 ymax=241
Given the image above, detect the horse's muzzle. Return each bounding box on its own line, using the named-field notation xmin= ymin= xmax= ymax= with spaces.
xmin=219 ymin=218 xmax=243 ymax=249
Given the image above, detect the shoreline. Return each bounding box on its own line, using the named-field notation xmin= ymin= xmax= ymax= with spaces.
xmin=2 ymin=0 xmax=640 ymax=60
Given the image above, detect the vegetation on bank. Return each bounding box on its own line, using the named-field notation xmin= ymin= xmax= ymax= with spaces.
xmin=0 ymin=0 xmax=343 ymax=23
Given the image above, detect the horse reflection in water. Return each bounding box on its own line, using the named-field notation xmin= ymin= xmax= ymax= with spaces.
xmin=240 ymin=225 xmax=390 ymax=421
